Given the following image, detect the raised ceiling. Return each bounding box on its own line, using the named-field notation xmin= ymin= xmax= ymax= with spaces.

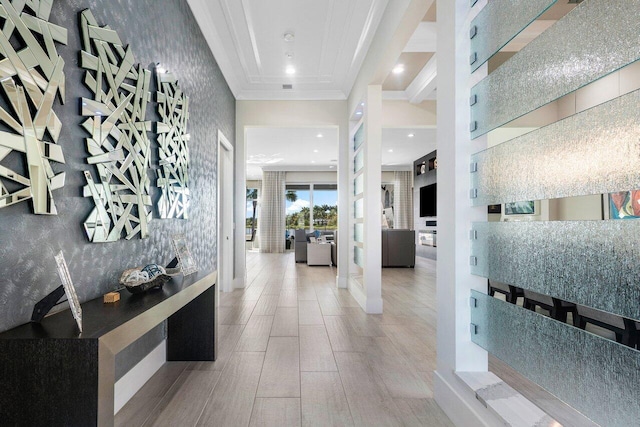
xmin=187 ymin=0 xmax=389 ymax=100
xmin=245 ymin=127 xmax=435 ymax=179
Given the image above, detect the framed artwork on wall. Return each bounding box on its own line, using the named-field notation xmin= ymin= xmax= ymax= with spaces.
xmin=609 ymin=190 xmax=640 ymax=219
xmin=504 ymin=201 xmax=535 ymax=215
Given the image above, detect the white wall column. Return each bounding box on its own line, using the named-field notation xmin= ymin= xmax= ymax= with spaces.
xmin=363 ymin=85 xmax=383 ymax=313
xmin=433 ymin=0 xmax=498 ymax=425
xmin=337 ymin=118 xmax=350 ymax=289
xmin=233 ymin=124 xmax=247 ymax=289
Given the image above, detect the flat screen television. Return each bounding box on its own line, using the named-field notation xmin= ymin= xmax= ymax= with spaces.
xmin=420 ymin=183 xmax=437 ymax=217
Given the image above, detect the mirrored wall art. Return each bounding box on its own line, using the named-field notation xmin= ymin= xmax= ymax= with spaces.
xmin=471 ymin=0 xmax=640 ymax=138
xmin=156 ymin=68 xmax=190 ymax=219
xmin=0 ymin=0 xmax=67 ymax=214
xmin=470 ymin=221 xmax=640 ymax=322
xmin=470 ymin=0 xmax=556 ymax=72
xmin=471 ymin=290 xmax=640 ymax=427
xmin=79 ymin=9 xmax=152 ymax=242
xmin=471 ymin=89 xmax=640 ymax=206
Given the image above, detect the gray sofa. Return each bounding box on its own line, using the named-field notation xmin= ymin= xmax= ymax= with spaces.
xmin=294 ymin=230 xmax=335 ymax=263
xmin=382 ymin=229 xmax=415 ymax=267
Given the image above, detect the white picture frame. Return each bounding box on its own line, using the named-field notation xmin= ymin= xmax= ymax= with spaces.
xmin=171 ymin=234 xmax=198 ymax=276
xmin=54 ymin=251 xmax=82 ymax=333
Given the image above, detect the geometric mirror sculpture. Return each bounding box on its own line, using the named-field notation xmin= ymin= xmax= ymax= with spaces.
xmin=0 ymin=1 xmax=67 ymax=214
xmin=79 ymin=9 xmax=152 ymax=242
xmin=171 ymin=234 xmax=197 ymax=276
xmin=156 ymin=67 xmax=190 ymax=219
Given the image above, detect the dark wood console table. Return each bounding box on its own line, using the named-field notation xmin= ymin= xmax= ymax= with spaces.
xmin=0 ymin=270 xmax=217 ymax=427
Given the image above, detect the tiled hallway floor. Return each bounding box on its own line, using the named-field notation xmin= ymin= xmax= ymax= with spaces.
xmin=116 ymin=252 xmax=593 ymax=426
xmin=116 ymin=252 xmax=452 ymax=426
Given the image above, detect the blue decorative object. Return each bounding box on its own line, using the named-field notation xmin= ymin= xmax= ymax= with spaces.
xmin=141 ymin=264 xmax=166 ymax=279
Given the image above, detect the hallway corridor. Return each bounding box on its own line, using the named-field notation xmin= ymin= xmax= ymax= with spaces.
xmin=116 ymin=252 xmax=452 ymax=426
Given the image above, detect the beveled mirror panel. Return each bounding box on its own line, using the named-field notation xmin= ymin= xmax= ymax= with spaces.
xmin=79 ymin=9 xmax=152 ymax=242
xmin=156 ymin=69 xmax=190 ymax=219
xmin=0 ymin=0 xmax=67 ymax=215
xmin=470 ymin=0 xmax=640 ymax=138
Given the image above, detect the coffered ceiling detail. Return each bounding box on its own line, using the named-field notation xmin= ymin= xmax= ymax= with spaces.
xmin=187 ymin=0 xmax=389 ymax=100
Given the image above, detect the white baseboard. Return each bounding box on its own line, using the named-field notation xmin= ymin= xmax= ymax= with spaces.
xmin=347 ymin=279 xmax=382 ymax=313
xmin=434 ymin=370 xmax=502 ymax=427
xmin=233 ymin=276 xmax=246 ymax=289
xmin=348 ymin=277 xmax=367 ymax=309
xmin=114 ymin=341 xmax=166 ymax=414
xmin=336 ymin=274 xmax=348 ymax=289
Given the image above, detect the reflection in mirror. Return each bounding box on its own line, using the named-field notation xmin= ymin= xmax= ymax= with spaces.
xmin=156 ymin=67 xmax=190 ymax=219
xmin=0 ymin=1 xmax=67 ymax=215
xmin=79 ymin=9 xmax=152 ymax=242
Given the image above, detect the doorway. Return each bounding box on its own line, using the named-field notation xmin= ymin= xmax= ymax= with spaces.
xmin=218 ymin=130 xmax=234 ymax=293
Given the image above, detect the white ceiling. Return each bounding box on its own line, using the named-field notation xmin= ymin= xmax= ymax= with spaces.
xmin=246 ymin=127 xmax=339 ymax=179
xmin=246 ymin=127 xmax=435 ymax=179
xmin=188 ymin=0 xmax=389 ymax=100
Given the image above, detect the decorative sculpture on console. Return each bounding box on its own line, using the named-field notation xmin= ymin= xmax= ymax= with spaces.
xmin=79 ymin=9 xmax=152 ymax=242
xmin=0 ymin=0 xmax=67 ymax=214
xmin=156 ymin=66 xmax=191 ymax=219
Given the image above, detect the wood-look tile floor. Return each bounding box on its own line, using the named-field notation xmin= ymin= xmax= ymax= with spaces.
xmin=116 ymin=252 xmax=452 ymax=426
xmin=116 ymin=252 xmax=592 ymax=426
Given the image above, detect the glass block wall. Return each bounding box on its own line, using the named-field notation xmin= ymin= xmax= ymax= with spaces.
xmin=468 ymin=1 xmax=640 ymax=425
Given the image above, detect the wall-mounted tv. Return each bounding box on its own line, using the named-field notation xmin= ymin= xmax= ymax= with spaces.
xmin=420 ymin=183 xmax=437 ymax=217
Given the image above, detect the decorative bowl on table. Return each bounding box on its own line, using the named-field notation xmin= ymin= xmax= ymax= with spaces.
xmin=119 ymin=264 xmax=181 ymax=294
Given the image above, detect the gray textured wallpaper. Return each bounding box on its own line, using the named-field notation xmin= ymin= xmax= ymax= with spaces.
xmin=0 ymin=0 xmax=235 ymax=333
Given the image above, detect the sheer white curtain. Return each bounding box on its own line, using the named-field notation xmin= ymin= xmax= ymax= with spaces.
xmin=260 ymin=171 xmax=286 ymax=253
xmin=393 ymin=171 xmax=413 ymax=229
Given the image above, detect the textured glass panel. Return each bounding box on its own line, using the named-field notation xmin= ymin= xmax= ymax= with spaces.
xmin=354 ymin=223 xmax=363 ymax=243
xmin=471 ymin=221 xmax=640 ymax=321
xmin=471 ymin=0 xmax=640 ymax=138
xmin=354 ymin=246 xmax=363 ymax=267
xmin=354 ymin=151 xmax=364 ymax=173
xmin=471 ymin=89 xmax=640 ymax=206
xmin=471 ymin=290 xmax=640 ymax=427
xmin=354 ymin=198 xmax=363 ymax=219
xmin=354 ymin=174 xmax=363 ymax=196
xmin=470 ymin=0 xmax=556 ymax=72
xmin=354 ymin=124 xmax=364 ymax=150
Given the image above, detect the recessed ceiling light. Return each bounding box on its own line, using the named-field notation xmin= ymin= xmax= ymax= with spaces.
xmin=388 ymin=149 xmax=393 ymax=153
xmin=311 ymin=160 xmax=316 ymax=163
xmin=408 ymin=133 xmax=415 ymax=138
xmin=316 ymin=133 xmax=323 ymax=138
xmin=313 ymin=149 xmax=319 ymax=153
xmin=361 ymin=102 xmax=365 ymax=106
xmin=329 ymin=165 xmax=335 ymax=169
xmin=283 ymin=32 xmax=295 ymax=42
xmin=285 ymin=66 xmax=296 ymax=75
xmin=356 ymin=111 xmax=362 ymax=115
xmin=392 ymin=64 xmax=405 ymax=74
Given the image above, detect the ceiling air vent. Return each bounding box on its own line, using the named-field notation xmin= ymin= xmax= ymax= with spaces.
xmin=282 ymin=84 xmax=293 ymax=90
